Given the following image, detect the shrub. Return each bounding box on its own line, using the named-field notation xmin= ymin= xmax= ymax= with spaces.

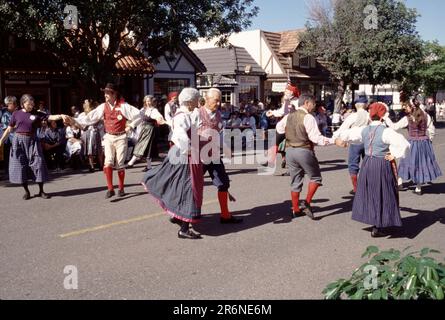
xmin=323 ymin=246 xmax=445 ymax=300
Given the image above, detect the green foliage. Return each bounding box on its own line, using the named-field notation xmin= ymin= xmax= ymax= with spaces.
xmin=323 ymin=246 xmax=445 ymax=300
xmin=0 ymin=0 xmax=258 ymax=92
xmin=301 ymin=0 xmax=423 ymax=87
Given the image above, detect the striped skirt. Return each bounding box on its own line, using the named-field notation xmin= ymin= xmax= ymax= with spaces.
xmin=9 ymin=134 xmax=49 ymax=184
xmin=398 ymin=139 xmax=442 ymax=184
xmin=82 ymin=127 xmax=102 ymax=157
xmin=352 ymin=156 xmax=402 ymax=228
xmin=141 ymin=147 xmax=203 ymax=223
xmin=133 ymin=123 xmax=155 ymax=158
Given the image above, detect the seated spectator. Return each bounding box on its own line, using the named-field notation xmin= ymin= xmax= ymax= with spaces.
xmin=65 ymin=123 xmax=83 ymax=169
xmin=226 ymin=112 xmax=242 ymax=129
xmin=42 ymin=120 xmax=66 ymax=170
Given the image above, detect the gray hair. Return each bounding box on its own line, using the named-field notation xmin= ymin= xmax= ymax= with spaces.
xmin=20 ymin=94 xmax=34 ymax=107
xmin=179 ymin=88 xmax=200 ymax=106
xmin=207 ymin=88 xmax=221 ymax=99
xmin=4 ymin=96 xmax=17 ymax=105
xmin=143 ymin=95 xmax=155 ymax=106
xmin=298 ymin=94 xmax=315 ymax=107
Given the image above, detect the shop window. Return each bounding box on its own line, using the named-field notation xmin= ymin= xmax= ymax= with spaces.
xmin=154 ymin=78 xmax=190 ymax=98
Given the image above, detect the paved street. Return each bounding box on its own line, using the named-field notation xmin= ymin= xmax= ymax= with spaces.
xmin=1 ymin=124 xmax=444 ymax=300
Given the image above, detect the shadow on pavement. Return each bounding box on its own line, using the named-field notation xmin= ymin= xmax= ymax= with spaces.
xmin=50 ymin=184 xmax=142 ymax=197
xmin=388 ymin=207 xmax=445 ymax=239
xmin=193 ymin=197 xmax=342 ymax=237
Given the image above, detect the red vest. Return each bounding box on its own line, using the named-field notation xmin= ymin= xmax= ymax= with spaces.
xmin=104 ymin=102 xmax=127 ymax=134
xmin=198 ymin=107 xmax=222 ymax=156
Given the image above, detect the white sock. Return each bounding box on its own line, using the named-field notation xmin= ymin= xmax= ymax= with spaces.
xmin=398 ymin=177 xmax=403 ymax=186
xmin=128 ymin=156 xmax=139 ymax=166
xmin=416 ymin=184 xmax=422 ymax=192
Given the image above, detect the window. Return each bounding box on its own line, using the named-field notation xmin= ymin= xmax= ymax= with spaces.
xmin=154 ymin=78 xmax=190 ymax=97
xmin=299 ymin=56 xmax=310 ymax=69
xmin=221 ymin=91 xmax=232 ymax=104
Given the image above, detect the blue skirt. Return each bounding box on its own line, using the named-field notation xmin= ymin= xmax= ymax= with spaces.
xmin=9 ymin=134 xmax=49 ymax=184
xmin=352 ymin=156 xmax=402 ymax=228
xmin=398 ymin=139 xmax=442 ymax=184
xmin=141 ymin=147 xmax=203 ymax=223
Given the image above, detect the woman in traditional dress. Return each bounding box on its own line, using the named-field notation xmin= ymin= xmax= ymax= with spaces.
xmin=385 ymin=100 xmax=442 ymax=195
xmin=338 ymin=103 xmax=410 ymax=237
xmin=0 ymin=94 xmax=69 ymax=199
xmin=127 ymin=95 xmax=165 ymax=172
xmin=79 ymin=99 xmax=104 ymax=172
xmin=141 ymin=88 xmax=203 ymax=239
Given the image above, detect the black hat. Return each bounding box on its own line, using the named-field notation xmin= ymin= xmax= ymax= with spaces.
xmin=101 ymin=83 xmax=119 ymax=92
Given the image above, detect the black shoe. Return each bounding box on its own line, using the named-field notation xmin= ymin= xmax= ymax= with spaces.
xmin=178 ymin=230 xmax=202 ymax=239
xmin=23 ymin=193 xmax=31 ymax=200
xmin=302 ymin=201 xmax=315 ymax=220
xmin=281 ymin=171 xmax=290 ymax=176
xmin=169 ymin=217 xmax=180 ymax=224
xmin=220 ymin=216 xmax=243 ymax=224
xmin=349 ymin=190 xmax=356 ymax=196
xmin=126 ymin=164 xmax=134 ymax=169
xmin=260 ymin=161 xmax=269 ymax=167
xmin=398 ymin=185 xmax=408 ymax=191
xmin=142 ymin=167 xmax=150 ymax=172
xmin=281 ymin=159 xmax=287 ymax=169
xmin=105 ymin=190 xmax=115 ymax=199
xmin=89 ymin=167 xmax=95 ymax=173
xmin=118 ymin=190 xmax=126 ymax=197
xmin=37 ymin=192 xmax=51 ymax=199
xmin=371 ymin=227 xmax=388 ymax=238
xmin=291 ymin=210 xmax=304 ymax=219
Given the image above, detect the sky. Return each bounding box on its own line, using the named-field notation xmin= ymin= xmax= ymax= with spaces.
xmin=249 ymin=0 xmax=445 ymax=44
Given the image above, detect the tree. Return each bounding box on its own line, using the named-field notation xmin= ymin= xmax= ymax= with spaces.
xmin=301 ymin=0 xmax=423 ymax=112
xmin=416 ymin=41 xmax=445 ymax=100
xmin=0 ymin=0 xmax=258 ymax=96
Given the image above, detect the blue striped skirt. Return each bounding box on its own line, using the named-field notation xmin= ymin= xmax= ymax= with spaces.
xmin=352 ymin=156 xmax=402 ymax=228
xmin=398 ymin=139 xmax=442 ymax=184
xmin=9 ymin=134 xmax=49 ymax=184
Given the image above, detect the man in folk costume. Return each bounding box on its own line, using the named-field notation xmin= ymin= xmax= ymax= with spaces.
xmin=286 ymin=94 xmax=346 ymax=220
xmin=332 ymin=96 xmax=370 ymax=195
xmin=262 ymin=84 xmax=300 ymax=168
xmin=74 ymin=83 xmax=142 ymax=198
xmin=198 ymin=88 xmax=242 ymax=224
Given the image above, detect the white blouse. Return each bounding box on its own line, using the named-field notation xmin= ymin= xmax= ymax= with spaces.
xmin=339 ymin=121 xmax=410 ymax=159
xmin=384 ymin=113 xmax=435 ymax=140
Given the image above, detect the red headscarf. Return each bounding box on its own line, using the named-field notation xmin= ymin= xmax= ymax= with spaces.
xmin=369 ymin=102 xmax=387 ymax=120
xmin=168 ymin=92 xmax=178 ymax=101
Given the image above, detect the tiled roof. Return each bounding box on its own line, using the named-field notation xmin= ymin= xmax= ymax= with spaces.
xmin=193 ymin=46 xmax=264 ymax=75
xmin=279 ymin=29 xmax=305 ymax=54
xmin=115 ymin=51 xmax=154 ymax=74
xmin=263 ymin=29 xmax=331 ymax=81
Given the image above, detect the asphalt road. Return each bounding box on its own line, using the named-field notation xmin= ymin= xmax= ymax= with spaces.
xmin=1 ymin=123 xmax=444 ymax=300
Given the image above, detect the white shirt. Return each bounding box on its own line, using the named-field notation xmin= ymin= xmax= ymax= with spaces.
xmin=284 ymin=108 xmax=336 ymax=145
xmin=339 ymin=121 xmax=410 ymax=159
xmin=75 ymin=101 xmax=142 ymax=130
xmin=164 ymin=102 xmax=178 ymax=128
xmin=333 ymin=109 xmax=370 ymax=143
xmin=384 ymin=113 xmax=435 ymax=141
xmin=171 ymin=105 xmax=194 ymax=156
xmin=270 ymin=99 xmax=299 ymax=118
